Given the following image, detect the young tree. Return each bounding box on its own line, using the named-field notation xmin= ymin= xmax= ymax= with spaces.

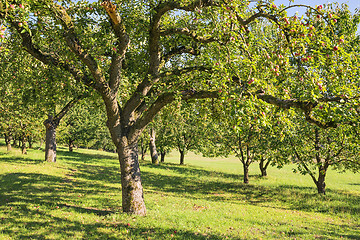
xmin=201 ymin=96 xmax=287 ymax=183
xmin=284 ymin=120 xmax=360 ymax=194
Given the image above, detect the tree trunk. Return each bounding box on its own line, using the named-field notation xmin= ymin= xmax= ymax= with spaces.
xmin=259 ymin=158 xmax=270 ymax=177
xmin=179 ymin=150 xmax=185 ymax=165
xmin=69 ymin=138 xmax=74 ymax=152
xmin=21 ymin=136 xmax=27 ymax=154
xmin=316 ymin=167 xmax=327 ymax=194
xmin=243 ymin=163 xmax=249 ymax=184
xmin=4 ymin=134 xmax=12 ymax=152
xmin=28 ymin=136 xmax=33 ymax=149
xmin=160 ymin=150 xmax=166 ymax=163
xmin=118 ymin=139 xmax=146 ymax=216
xmin=149 ymin=128 xmax=159 ymax=165
xmin=44 ymin=116 xmax=57 ymax=162
xmin=139 ymin=138 xmax=147 ymax=161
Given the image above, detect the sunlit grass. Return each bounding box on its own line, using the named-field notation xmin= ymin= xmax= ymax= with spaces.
xmin=0 ymin=142 xmax=359 ymax=239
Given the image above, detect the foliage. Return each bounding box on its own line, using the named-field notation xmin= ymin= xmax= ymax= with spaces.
xmin=57 ymin=97 xmax=115 ymax=152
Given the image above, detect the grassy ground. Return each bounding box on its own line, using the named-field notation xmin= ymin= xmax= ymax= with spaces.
xmin=0 ymin=142 xmax=359 ymax=239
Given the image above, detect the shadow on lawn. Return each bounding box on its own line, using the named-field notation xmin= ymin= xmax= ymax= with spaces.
xmin=142 ymin=162 xmax=360 ymax=217
xmin=56 ymin=148 xmax=117 ymax=163
xmin=0 ymin=172 xmax=225 ymax=239
xmin=0 ymin=148 xmax=359 ymax=239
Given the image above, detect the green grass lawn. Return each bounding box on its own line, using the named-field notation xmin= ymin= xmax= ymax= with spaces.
xmin=0 ymin=142 xmax=359 ymax=239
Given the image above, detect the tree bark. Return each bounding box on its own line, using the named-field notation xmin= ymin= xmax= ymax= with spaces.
xmin=44 ymin=115 xmax=57 ymax=162
xmin=149 ymin=128 xmax=159 ymax=165
xmin=243 ymin=163 xmax=249 ymax=184
xmin=69 ymin=138 xmax=75 ymax=152
xmin=316 ymin=166 xmax=327 ymax=194
xmin=118 ymin=138 xmax=146 ymax=215
xmin=179 ymin=150 xmax=185 ymax=165
xmin=21 ymin=135 xmax=27 ymax=154
xmin=28 ymin=136 xmax=33 ymax=149
xmin=160 ymin=150 xmax=166 ymax=163
xmin=4 ymin=133 xmax=12 ymax=152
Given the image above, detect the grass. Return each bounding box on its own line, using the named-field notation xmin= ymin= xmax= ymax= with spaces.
xmin=0 ymin=142 xmax=359 ymax=239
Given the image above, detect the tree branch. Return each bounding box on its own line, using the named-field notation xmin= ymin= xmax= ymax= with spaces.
xmin=159 ymin=65 xmax=212 ymax=78
xmin=50 ymin=3 xmax=108 ymax=93
xmin=133 ymin=90 xmax=218 ymax=135
xmin=54 ymin=93 xmax=87 ymax=124
xmin=101 ymin=1 xmax=129 ymax=95
xmin=8 ymin=21 xmax=93 ymax=88
xmin=160 ymin=27 xmax=217 ymax=44
xmin=162 ymin=45 xmax=200 ymax=63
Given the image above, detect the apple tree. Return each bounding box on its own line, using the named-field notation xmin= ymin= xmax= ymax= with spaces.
xmin=1 ymin=0 xmax=358 ymax=215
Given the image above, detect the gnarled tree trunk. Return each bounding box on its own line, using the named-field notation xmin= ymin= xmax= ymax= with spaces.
xmin=118 ymin=138 xmax=146 ymax=215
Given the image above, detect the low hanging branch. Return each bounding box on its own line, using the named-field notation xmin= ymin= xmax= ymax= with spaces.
xmin=254 ymin=90 xmax=339 ymax=129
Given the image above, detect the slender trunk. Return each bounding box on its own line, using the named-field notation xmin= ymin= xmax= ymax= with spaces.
xmin=179 ymin=150 xmax=185 ymax=165
xmin=28 ymin=136 xmax=33 ymax=149
xmin=259 ymin=158 xmax=270 ymax=177
xmin=149 ymin=128 xmax=159 ymax=165
xmin=21 ymin=136 xmax=27 ymax=154
xmin=44 ymin=116 xmax=57 ymax=162
xmin=69 ymin=138 xmax=74 ymax=152
xmin=160 ymin=150 xmax=166 ymax=163
xmin=5 ymin=134 xmax=12 ymax=152
xmin=139 ymin=138 xmax=147 ymax=161
xmin=118 ymin=139 xmax=146 ymax=215
xmin=243 ymin=162 xmax=249 ymax=184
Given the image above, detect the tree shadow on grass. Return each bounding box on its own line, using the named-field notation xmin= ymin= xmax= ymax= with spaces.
xmin=0 ymin=172 xmax=226 ymax=239
xmin=143 ymin=161 xmax=244 ymax=182
xmin=57 ymin=148 xmax=117 ymax=164
xmin=0 ymin=155 xmax=43 ymax=165
xmin=141 ymin=162 xmax=360 ymax=217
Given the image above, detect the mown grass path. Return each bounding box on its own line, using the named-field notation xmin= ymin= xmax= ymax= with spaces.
xmin=0 ymin=143 xmax=359 ymax=239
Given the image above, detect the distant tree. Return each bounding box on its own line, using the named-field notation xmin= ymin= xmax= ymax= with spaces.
xmin=282 ymin=120 xmax=360 ymax=194
xmin=201 ymin=97 xmax=286 ymax=183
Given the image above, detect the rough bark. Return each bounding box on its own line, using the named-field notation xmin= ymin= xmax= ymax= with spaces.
xmin=160 ymin=150 xmax=166 ymax=163
xmin=149 ymin=128 xmax=159 ymax=165
xmin=4 ymin=133 xmax=12 ymax=152
xmin=117 ymin=138 xmax=146 ymax=216
xmin=44 ymin=115 xmax=58 ymax=162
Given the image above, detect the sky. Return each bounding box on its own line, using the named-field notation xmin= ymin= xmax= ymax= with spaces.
xmin=272 ymin=0 xmax=359 ymax=14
